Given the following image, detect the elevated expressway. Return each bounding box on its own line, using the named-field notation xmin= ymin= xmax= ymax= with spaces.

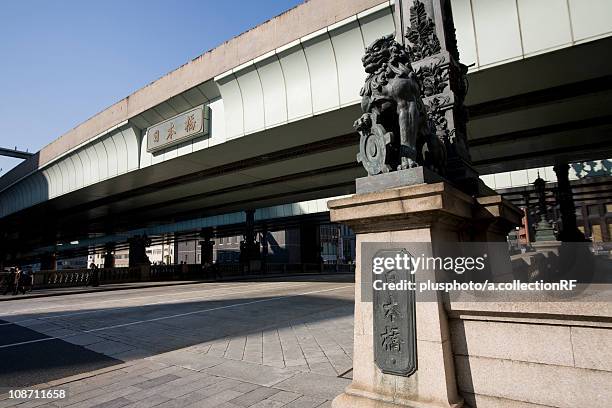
xmin=1 ymin=0 xmax=611 ymax=260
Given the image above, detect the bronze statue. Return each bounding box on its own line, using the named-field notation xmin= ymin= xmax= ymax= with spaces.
xmin=355 ymin=34 xmax=446 ymax=176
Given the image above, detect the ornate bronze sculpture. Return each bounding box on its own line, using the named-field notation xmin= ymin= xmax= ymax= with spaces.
xmin=355 ymin=34 xmax=446 ymax=175
xmin=356 ymin=0 xmax=476 ymax=193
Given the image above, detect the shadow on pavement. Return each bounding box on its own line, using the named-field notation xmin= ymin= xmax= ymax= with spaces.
xmin=0 ymin=319 xmax=120 ymax=387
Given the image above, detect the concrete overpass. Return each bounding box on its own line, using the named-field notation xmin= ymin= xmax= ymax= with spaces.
xmin=1 ymin=0 xmax=612 ymax=260
xmin=0 ymin=147 xmax=33 ymax=160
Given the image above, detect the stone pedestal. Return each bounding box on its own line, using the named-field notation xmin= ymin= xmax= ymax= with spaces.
xmin=328 ymin=182 xmax=519 ymax=408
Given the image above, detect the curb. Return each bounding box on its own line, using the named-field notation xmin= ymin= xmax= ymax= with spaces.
xmin=0 ymin=280 xmax=203 ymax=302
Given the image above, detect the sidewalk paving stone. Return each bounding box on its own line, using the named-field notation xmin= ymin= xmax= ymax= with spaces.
xmin=203 ymin=359 xmax=297 ymax=387
xmin=89 ymin=396 xmax=131 ymax=408
xmin=185 ymin=389 xmax=243 ymax=408
xmin=247 ymin=399 xmax=286 ymax=408
xmin=133 ymin=374 xmax=181 ymax=389
xmin=227 ymin=387 xmax=280 ymax=407
xmin=282 ymin=396 xmax=327 ymax=408
xmin=274 ymin=372 xmax=350 ymax=401
xmin=268 ymin=390 xmax=301 ymax=404
xmin=123 ymin=394 xmax=170 ymax=408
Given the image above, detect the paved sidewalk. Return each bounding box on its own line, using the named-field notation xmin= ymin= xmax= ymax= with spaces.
xmin=1 ymin=353 xmax=350 ymax=408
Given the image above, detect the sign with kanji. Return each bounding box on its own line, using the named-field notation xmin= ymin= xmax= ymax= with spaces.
xmin=373 ymin=248 xmax=417 ymax=376
xmin=146 ymin=105 xmax=208 ymax=153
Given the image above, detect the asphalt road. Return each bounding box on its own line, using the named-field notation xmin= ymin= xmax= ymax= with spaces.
xmin=0 ymin=274 xmax=355 ymax=390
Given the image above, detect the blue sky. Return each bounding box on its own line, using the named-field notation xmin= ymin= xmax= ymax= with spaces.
xmin=0 ymin=0 xmax=303 ymax=175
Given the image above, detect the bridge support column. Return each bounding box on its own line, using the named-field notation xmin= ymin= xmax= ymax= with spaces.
xmin=199 ymin=229 xmax=214 ymax=266
xmin=40 ymin=253 xmax=57 ymax=271
xmin=0 ymin=238 xmax=5 ymax=270
xmin=299 ymin=222 xmax=321 ymax=266
xmin=261 ymin=226 xmax=268 ymax=273
xmin=128 ymin=235 xmax=150 ymax=267
xmin=240 ymin=210 xmax=260 ymax=273
xmin=173 ymin=234 xmax=180 ymax=265
xmin=0 ymin=231 xmax=5 ymax=269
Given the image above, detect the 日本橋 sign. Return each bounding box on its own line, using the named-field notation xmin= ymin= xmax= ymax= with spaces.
xmin=372 ymin=248 xmax=417 ymax=377
xmin=146 ymin=105 xmax=208 ymax=153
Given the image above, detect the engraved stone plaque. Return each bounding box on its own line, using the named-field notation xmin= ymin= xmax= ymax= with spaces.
xmin=146 ymin=105 xmax=209 ymax=153
xmin=372 ymin=248 xmax=417 ymax=376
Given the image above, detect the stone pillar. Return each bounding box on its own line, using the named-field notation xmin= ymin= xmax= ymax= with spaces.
xmin=338 ymin=1 xmax=521 ymax=405
xmin=103 ymin=242 xmax=115 ymax=268
xmin=328 ymin=182 xmax=520 ymax=408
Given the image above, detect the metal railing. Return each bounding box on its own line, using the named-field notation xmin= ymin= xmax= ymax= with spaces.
xmin=150 ymin=264 xmax=202 ymax=280
xmin=28 ymin=267 xmax=144 ymax=288
xmin=35 ymin=269 xmax=92 ymax=287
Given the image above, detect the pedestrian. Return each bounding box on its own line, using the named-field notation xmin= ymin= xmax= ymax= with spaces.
xmin=13 ymin=267 xmax=21 ymax=295
xmin=19 ymin=269 xmax=32 ymax=294
xmin=27 ymin=269 xmax=34 ymax=292
xmin=89 ymin=262 xmax=99 ymax=287
xmin=212 ymin=261 xmax=222 ymax=281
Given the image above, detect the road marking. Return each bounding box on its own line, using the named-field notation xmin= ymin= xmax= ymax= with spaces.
xmin=0 ymin=280 xmax=278 ymax=315
xmin=0 ymin=284 xmax=352 ymax=350
xmin=0 ymin=280 xmax=308 ymax=317
xmin=0 ymin=281 xmax=296 ymax=319
xmin=0 ymin=281 xmax=309 ymax=324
